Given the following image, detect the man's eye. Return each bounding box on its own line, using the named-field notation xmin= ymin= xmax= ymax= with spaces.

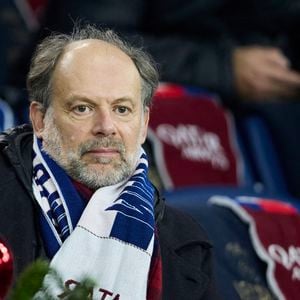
xmin=73 ymin=105 xmax=92 ymax=114
xmin=115 ymin=106 xmax=131 ymax=115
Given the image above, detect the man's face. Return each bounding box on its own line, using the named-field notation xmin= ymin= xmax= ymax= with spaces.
xmin=31 ymin=40 xmax=149 ymax=189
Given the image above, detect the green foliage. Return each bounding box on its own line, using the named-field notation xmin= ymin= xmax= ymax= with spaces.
xmin=8 ymin=259 xmax=50 ymax=300
xmin=7 ymin=259 xmax=96 ymax=300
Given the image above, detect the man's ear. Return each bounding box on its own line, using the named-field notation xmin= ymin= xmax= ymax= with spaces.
xmin=29 ymin=101 xmax=45 ymax=138
xmin=141 ymin=107 xmax=150 ymax=144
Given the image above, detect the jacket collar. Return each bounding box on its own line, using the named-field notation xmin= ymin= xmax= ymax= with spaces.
xmin=2 ymin=124 xmax=34 ymax=197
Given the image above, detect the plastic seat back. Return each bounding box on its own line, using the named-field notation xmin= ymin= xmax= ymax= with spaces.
xmin=148 ymin=83 xmax=251 ymax=189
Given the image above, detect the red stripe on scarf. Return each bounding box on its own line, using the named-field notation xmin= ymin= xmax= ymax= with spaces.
xmin=72 ymin=180 xmax=95 ymax=202
xmin=147 ymin=230 xmax=163 ymax=300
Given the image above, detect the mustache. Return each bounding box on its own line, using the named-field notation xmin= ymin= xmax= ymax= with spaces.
xmin=78 ymin=137 xmax=125 ymax=155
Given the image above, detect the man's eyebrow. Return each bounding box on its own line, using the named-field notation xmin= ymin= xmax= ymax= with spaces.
xmin=64 ymin=95 xmax=95 ymax=106
xmin=112 ymin=97 xmax=135 ymax=106
xmin=64 ymin=95 xmax=136 ymax=107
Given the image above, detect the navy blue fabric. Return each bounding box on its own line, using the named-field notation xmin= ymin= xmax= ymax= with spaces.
xmin=33 ymin=139 xmax=86 ymax=258
xmin=168 ymin=198 xmax=274 ymax=299
xmin=107 ymin=155 xmax=155 ymax=250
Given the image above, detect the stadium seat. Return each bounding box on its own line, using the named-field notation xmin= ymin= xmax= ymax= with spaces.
xmin=148 ymin=83 xmax=254 ymax=190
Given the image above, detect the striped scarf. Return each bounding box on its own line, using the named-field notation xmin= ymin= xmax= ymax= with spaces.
xmin=32 ymin=135 xmax=162 ymax=299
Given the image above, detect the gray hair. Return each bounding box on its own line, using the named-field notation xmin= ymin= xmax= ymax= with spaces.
xmin=27 ymin=24 xmax=159 ymax=111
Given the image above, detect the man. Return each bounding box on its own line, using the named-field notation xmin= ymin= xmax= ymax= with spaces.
xmin=0 ymin=25 xmax=218 ymax=299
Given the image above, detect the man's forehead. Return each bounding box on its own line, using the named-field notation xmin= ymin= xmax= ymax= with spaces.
xmin=51 ymin=38 xmax=142 ymax=103
xmin=53 ymin=38 xmax=139 ymax=83
xmin=61 ymin=39 xmax=131 ymax=64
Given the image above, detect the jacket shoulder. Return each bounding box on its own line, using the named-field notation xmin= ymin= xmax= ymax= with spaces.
xmin=0 ymin=124 xmax=33 ymax=192
xmin=161 ymin=203 xmax=211 ymax=246
xmin=0 ymin=124 xmax=32 ymax=148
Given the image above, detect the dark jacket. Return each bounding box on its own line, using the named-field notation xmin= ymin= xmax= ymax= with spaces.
xmin=0 ymin=125 xmax=219 ymax=299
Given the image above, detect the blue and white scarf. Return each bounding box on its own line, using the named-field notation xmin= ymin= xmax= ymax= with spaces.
xmin=32 ymin=135 xmax=155 ymax=299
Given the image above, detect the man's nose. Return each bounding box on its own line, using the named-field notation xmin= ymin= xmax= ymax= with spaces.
xmin=91 ymin=109 xmax=116 ymax=136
